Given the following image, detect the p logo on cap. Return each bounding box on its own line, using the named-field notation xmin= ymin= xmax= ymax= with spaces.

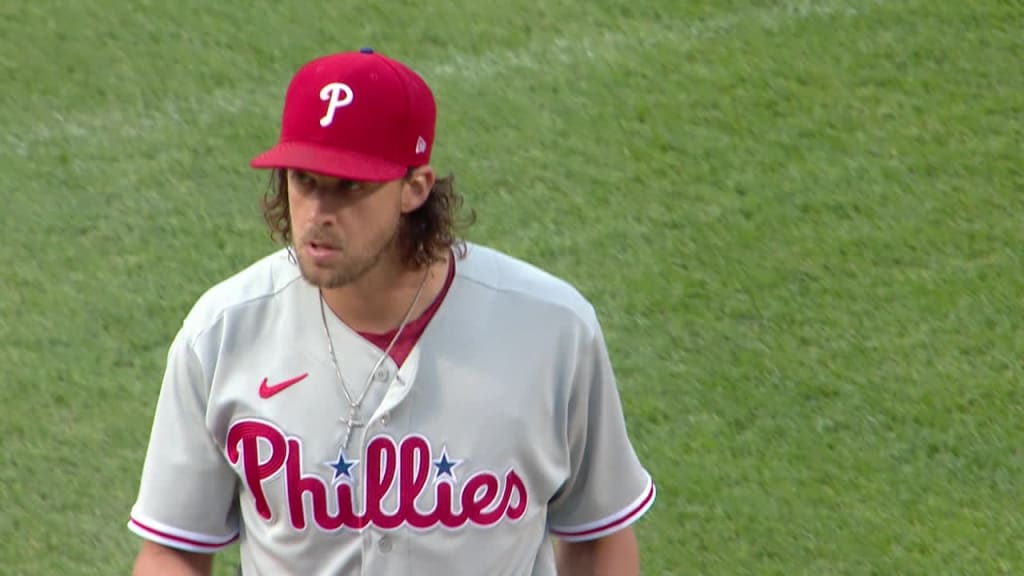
xmin=319 ymin=82 xmax=354 ymax=127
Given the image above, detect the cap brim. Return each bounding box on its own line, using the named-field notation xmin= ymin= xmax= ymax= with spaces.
xmin=250 ymin=141 xmax=407 ymax=182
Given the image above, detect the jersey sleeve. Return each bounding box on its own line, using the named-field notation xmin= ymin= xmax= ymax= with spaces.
xmin=127 ymin=324 xmax=241 ymax=553
xmin=547 ymin=316 xmax=656 ymax=542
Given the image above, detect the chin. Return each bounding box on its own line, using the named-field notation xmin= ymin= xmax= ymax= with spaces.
xmin=297 ymin=258 xmax=332 ymax=285
xmin=298 ymin=261 xmax=360 ymax=289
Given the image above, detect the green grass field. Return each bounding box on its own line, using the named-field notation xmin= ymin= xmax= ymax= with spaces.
xmin=2 ymin=0 xmax=1022 ymax=574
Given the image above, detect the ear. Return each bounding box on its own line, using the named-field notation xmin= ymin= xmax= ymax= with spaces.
xmin=401 ymin=165 xmax=436 ymax=214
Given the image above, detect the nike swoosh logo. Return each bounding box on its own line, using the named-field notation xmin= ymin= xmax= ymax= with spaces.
xmin=259 ymin=373 xmax=309 ymax=399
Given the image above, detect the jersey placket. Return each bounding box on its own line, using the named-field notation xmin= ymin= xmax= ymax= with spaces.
xmin=352 ymin=346 xmax=419 ymax=574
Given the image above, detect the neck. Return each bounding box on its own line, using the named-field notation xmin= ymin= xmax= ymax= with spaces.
xmin=320 ymin=252 xmax=448 ymax=334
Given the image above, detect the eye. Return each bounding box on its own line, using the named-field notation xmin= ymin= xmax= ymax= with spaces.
xmin=291 ymin=171 xmax=315 ymax=188
xmin=337 ymin=180 xmax=363 ymax=193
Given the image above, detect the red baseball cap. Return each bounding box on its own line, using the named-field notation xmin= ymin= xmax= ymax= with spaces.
xmin=250 ymin=48 xmax=436 ymax=182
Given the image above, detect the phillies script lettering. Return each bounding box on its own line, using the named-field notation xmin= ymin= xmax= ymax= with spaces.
xmin=226 ymin=420 xmax=528 ymax=531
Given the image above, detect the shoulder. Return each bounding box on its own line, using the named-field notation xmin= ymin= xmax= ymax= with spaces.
xmin=455 ymin=242 xmax=600 ymax=335
xmin=178 ymin=248 xmax=303 ymax=342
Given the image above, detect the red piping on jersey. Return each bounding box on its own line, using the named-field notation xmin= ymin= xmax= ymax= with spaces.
xmin=549 ymin=482 xmax=656 ymax=539
xmin=129 ymin=516 xmax=239 ymax=549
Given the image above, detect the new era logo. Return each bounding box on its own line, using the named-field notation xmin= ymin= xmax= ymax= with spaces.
xmin=416 ymin=136 xmax=427 ymax=155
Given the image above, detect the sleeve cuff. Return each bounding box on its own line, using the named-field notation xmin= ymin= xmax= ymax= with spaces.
xmin=128 ymin=512 xmax=239 ymax=553
xmin=549 ymin=475 xmax=656 ymax=542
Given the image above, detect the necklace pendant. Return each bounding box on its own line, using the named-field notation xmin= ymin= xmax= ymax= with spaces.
xmin=339 ymin=411 xmax=366 ymax=449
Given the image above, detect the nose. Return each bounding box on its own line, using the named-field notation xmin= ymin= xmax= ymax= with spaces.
xmin=307 ymin=185 xmax=342 ymax=221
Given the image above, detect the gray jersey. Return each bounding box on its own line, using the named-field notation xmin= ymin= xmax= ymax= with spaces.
xmin=128 ymin=243 xmax=655 ymax=575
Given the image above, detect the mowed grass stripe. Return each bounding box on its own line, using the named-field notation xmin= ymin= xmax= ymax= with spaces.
xmin=0 ymin=0 xmax=891 ymax=162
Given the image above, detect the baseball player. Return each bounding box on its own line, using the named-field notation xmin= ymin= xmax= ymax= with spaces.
xmin=128 ymin=48 xmax=655 ymax=576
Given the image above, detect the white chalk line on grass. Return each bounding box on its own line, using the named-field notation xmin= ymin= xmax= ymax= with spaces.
xmin=2 ymin=0 xmax=889 ymax=161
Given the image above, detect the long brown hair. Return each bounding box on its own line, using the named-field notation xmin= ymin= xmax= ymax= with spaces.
xmin=261 ymin=169 xmax=475 ymax=267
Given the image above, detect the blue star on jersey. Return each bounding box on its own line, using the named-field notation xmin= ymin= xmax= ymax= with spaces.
xmin=325 ymin=448 xmax=359 ymax=482
xmin=433 ymin=446 xmax=462 ymax=483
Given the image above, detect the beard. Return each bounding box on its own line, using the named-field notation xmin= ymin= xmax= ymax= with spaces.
xmin=294 ymin=224 xmax=400 ymax=289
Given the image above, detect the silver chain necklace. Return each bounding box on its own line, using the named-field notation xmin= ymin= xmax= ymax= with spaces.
xmin=318 ymin=269 xmax=429 ymax=450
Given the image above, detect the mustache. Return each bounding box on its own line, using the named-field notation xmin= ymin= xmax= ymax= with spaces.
xmin=300 ymin=229 xmax=343 ymax=248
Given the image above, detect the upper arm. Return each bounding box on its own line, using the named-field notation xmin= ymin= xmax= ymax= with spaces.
xmin=555 ymin=526 xmax=640 ymax=576
xmin=133 ymin=540 xmax=214 ymax=576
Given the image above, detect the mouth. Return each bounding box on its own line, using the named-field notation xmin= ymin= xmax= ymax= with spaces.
xmin=306 ymin=240 xmax=340 ymax=259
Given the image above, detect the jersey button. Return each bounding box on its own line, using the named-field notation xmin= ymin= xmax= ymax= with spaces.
xmin=380 ymin=412 xmax=390 ymax=426
xmin=378 ymin=536 xmax=393 ymax=553
xmin=374 ymin=368 xmax=391 ymax=382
